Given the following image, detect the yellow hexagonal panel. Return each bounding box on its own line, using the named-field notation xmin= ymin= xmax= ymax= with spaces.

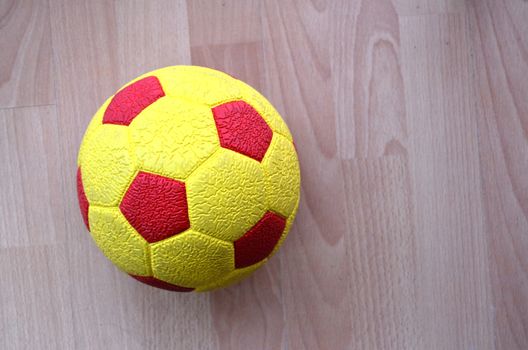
xmin=186 ymin=149 xmax=267 ymax=241
xmin=235 ymin=79 xmax=293 ymax=141
xmin=78 ymin=123 xmax=136 ymax=206
xmin=88 ymin=206 xmax=150 ymax=276
xmin=195 ymin=259 xmax=266 ymax=292
xmin=132 ymin=66 xmax=243 ymax=106
xmin=128 ymin=96 xmax=220 ymax=180
xmin=150 ymin=230 xmax=234 ymax=287
xmin=262 ymin=133 xmax=301 ymax=218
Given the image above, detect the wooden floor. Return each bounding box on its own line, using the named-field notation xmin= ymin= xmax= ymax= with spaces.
xmin=1 ymin=0 xmax=527 ymax=349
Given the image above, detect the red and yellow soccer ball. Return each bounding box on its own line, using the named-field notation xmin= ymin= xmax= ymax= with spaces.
xmin=76 ymin=66 xmax=300 ymax=292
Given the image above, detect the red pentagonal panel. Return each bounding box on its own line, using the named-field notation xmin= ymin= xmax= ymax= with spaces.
xmin=76 ymin=167 xmax=90 ymax=230
xmin=130 ymin=275 xmax=194 ymax=292
xmin=119 ymin=171 xmax=190 ymax=243
xmin=212 ymin=100 xmax=273 ymax=162
xmin=103 ymin=76 xmax=165 ymax=126
xmin=234 ymin=211 xmax=286 ymax=268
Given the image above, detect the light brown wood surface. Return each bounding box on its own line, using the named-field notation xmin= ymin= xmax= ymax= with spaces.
xmin=1 ymin=0 xmax=527 ymax=349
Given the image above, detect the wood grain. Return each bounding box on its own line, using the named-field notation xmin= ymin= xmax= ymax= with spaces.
xmin=0 ymin=245 xmax=73 ymax=348
xmin=400 ymin=12 xmax=494 ymax=349
xmin=343 ymin=157 xmax=417 ymax=349
xmin=0 ymin=105 xmax=65 ymax=248
xmin=331 ymin=0 xmax=406 ymax=158
xmin=0 ymin=0 xmax=54 ymax=107
xmin=393 ymin=0 xmax=466 ymax=16
xmin=1 ymin=0 xmax=528 ymax=349
xmin=469 ymin=1 xmax=528 ymax=348
xmin=187 ymin=0 xmax=262 ymax=46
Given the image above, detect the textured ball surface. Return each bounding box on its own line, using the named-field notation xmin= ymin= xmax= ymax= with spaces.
xmin=77 ymin=66 xmax=300 ymax=292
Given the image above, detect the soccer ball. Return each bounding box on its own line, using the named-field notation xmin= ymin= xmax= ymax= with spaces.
xmin=76 ymin=66 xmax=300 ymax=292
